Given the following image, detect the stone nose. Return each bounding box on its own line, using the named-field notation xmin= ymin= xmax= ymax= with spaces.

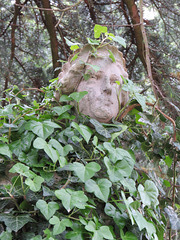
xmin=102 ymin=76 xmax=112 ymax=95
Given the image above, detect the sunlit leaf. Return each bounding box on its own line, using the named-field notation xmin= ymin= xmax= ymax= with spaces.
xmin=25 ymin=120 xmax=61 ymax=139
xmin=36 ymin=200 xmax=59 ymax=220
xmin=0 ymin=144 xmax=12 ymax=158
xmin=55 ymin=189 xmax=88 ymax=212
xmin=71 ymin=122 xmax=93 ymax=143
xmin=85 ymin=178 xmax=112 ymax=202
xmin=138 ymin=180 xmax=159 ymax=206
xmin=25 ymin=176 xmax=44 ymax=192
xmin=69 ymin=162 xmax=101 ymax=182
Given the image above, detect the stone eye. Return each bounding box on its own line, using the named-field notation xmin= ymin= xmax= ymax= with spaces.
xmin=110 ymin=74 xmax=119 ymax=83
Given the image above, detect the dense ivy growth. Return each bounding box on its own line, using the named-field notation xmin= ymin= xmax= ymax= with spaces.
xmin=0 ymin=26 xmax=180 ymax=240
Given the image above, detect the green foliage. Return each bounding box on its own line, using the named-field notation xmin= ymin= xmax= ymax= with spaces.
xmin=0 ymin=60 xmax=179 ymax=239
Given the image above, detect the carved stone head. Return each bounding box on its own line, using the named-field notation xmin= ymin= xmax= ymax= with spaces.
xmin=58 ymin=44 xmax=128 ymax=123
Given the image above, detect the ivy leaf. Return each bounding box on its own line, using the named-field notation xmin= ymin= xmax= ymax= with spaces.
xmin=0 ymin=231 xmax=12 ymax=240
xmin=33 ymin=137 xmax=59 ymax=163
xmin=104 ymin=157 xmax=133 ymax=182
xmin=25 ymin=120 xmax=61 ymax=140
xmin=85 ymin=63 xmax=101 ymax=72
xmin=104 ymin=203 xmax=127 ymax=229
xmin=164 ymin=155 xmax=172 ymax=168
xmin=66 ymin=223 xmax=84 ymax=240
xmin=138 ymin=180 xmax=159 ymax=207
xmin=9 ymin=163 xmax=36 ymax=179
xmin=85 ymin=178 xmax=112 ymax=202
xmin=52 ymin=105 xmax=72 ymax=116
xmin=108 ymin=50 xmax=116 ymax=62
xmin=25 ymin=176 xmax=44 ymax=192
xmin=69 ymin=91 xmax=88 ymax=102
xmin=49 ymin=216 xmax=72 ymax=235
xmin=49 ymin=138 xmax=73 ymax=157
xmin=69 ymin=162 xmax=101 ymax=182
xmin=55 ymin=189 xmax=88 ymax=212
xmin=85 ymin=221 xmax=114 ymax=240
xmin=111 ymin=125 xmax=127 ymax=142
xmin=111 ymin=36 xmax=126 ymax=48
xmin=0 ymin=214 xmax=34 ymax=232
xmin=134 ymin=93 xmax=146 ymax=111
xmin=36 ymin=200 xmax=59 ymax=220
xmin=121 ymin=178 xmax=137 ymax=195
xmin=131 ymin=209 xmax=156 ymax=238
xmin=120 ymin=229 xmax=138 ymax=240
xmin=0 ymin=144 xmax=12 ymax=158
xmin=90 ymin=119 xmax=111 ymax=138
xmin=103 ymin=142 xmax=135 ymax=165
xmin=94 ymin=24 xmax=107 ymax=38
xmin=18 ymin=149 xmax=38 ymax=166
xmin=87 ymin=38 xmax=100 ymax=45
xmin=71 ymin=122 xmax=93 ymax=144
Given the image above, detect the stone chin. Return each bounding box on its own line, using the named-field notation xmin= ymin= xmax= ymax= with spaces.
xmin=79 ymin=103 xmax=118 ymax=123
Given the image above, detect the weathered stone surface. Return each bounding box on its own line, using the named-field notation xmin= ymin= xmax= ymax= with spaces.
xmin=58 ymin=44 xmax=129 ymax=123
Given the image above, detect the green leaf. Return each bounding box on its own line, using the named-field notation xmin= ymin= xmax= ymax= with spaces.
xmin=103 ymin=142 xmax=135 ymax=164
xmin=18 ymin=149 xmax=38 ymax=166
xmin=94 ymin=24 xmax=107 ymax=38
xmin=0 ymin=214 xmax=34 ymax=232
xmin=164 ymin=155 xmax=172 ymax=167
xmin=33 ymin=137 xmax=59 ymax=163
xmin=108 ymin=50 xmax=116 ymax=62
xmin=36 ymin=200 xmax=59 ymax=220
xmin=131 ymin=209 xmax=156 ymax=238
xmin=99 ymin=226 xmax=114 ymax=239
xmin=120 ymin=229 xmax=138 ymax=240
xmin=85 ymin=178 xmax=112 ymax=202
xmin=52 ymin=105 xmax=72 ymax=116
xmin=104 ymin=156 xmax=134 ymax=182
xmin=66 ymin=223 xmax=84 ymax=240
xmin=9 ymin=163 xmax=36 ymax=179
xmin=64 ymin=37 xmax=80 ymax=48
xmin=134 ymin=93 xmax=146 ymax=111
xmin=71 ymin=122 xmax=93 ymax=143
xmin=121 ymin=192 xmax=134 ymax=225
xmin=71 ymin=52 xmax=80 ymax=62
xmin=25 ymin=120 xmax=61 ymax=140
xmin=85 ymin=63 xmax=101 ymax=72
xmin=0 ymin=231 xmax=12 ymax=240
xmin=60 ymin=94 xmax=72 ymax=102
xmin=111 ymin=36 xmax=126 ymax=47
xmin=87 ymin=38 xmax=100 ymax=45
xmin=25 ymin=176 xmax=44 ymax=192
xmin=33 ymin=137 xmax=46 ymax=149
xmin=90 ymin=119 xmax=111 ymax=138
xmin=138 ymin=180 xmax=159 ymax=207
xmin=121 ymin=178 xmax=137 ymax=195
xmin=85 ymin=221 xmax=114 ymax=240
xmin=69 ymin=162 xmax=101 ymax=182
xmin=69 ymin=91 xmax=88 ymax=102
xmin=85 ymin=220 xmax=96 ymax=232
xmin=0 ymin=144 xmax=12 ymax=158
xmin=49 ymin=138 xmax=73 ymax=157
xmin=49 ymin=216 xmax=72 ymax=235
xmin=111 ymin=125 xmax=127 ymax=142
xmin=104 ymin=203 xmax=127 ymax=229
xmin=55 ymin=189 xmax=88 ymax=212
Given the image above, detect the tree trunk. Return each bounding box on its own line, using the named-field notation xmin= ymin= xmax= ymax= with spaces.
xmin=41 ymin=0 xmax=60 ymax=77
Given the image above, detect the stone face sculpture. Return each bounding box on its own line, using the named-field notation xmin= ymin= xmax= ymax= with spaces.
xmin=57 ymin=44 xmax=129 ymax=123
